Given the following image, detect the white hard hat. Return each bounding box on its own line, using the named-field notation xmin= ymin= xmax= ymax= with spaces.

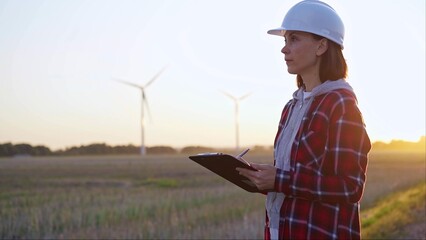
xmin=267 ymin=0 xmax=345 ymax=49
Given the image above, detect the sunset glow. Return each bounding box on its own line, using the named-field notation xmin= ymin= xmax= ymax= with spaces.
xmin=0 ymin=0 xmax=424 ymax=150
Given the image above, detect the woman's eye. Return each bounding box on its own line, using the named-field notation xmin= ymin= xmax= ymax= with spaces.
xmin=284 ymin=35 xmax=297 ymax=44
xmin=285 ymin=36 xmax=297 ymax=44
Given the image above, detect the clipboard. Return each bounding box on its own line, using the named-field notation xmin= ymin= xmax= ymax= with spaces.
xmin=188 ymin=153 xmax=260 ymax=192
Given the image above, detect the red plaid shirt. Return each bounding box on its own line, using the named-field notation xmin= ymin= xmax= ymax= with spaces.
xmin=265 ymin=89 xmax=371 ymax=240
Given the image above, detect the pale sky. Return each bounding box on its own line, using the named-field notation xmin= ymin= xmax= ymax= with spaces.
xmin=0 ymin=0 xmax=425 ymax=150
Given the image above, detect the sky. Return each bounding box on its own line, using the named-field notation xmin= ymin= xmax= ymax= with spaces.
xmin=0 ymin=0 xmax=425 ymax=151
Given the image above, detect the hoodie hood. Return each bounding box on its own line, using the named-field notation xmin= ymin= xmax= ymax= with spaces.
xmin=293 ymin=79 xmax=355 ymax=101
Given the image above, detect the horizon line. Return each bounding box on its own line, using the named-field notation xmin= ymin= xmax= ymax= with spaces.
xmin=1 ymin=135 xmax=425 ymax=151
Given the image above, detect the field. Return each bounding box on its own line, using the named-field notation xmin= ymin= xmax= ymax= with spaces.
xmin=0 ymin=151 xmax=424 ymax=239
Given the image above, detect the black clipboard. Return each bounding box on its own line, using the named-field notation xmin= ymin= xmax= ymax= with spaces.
xmin=189 ymin=153 xmax=259 ymax=192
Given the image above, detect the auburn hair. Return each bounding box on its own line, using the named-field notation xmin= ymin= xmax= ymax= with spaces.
xmin=296 ymin=34 xmax=348 ymax=88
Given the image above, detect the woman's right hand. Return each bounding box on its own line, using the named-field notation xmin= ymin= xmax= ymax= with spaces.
xmin=236 ymin=163 xmax=276 ymax=191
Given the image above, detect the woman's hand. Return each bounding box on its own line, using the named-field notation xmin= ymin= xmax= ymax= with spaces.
xmin=236 ymin=163 xmax=277 ymax=191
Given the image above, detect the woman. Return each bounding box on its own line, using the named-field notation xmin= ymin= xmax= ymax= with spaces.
xmin=236 ymin=1 xmax=371 ymax=239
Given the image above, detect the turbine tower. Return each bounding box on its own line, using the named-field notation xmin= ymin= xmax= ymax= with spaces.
xmin=221 ymin=91 xmax=252 ymax=152
xmin=113 ymin=66 xmax=167 ymax=156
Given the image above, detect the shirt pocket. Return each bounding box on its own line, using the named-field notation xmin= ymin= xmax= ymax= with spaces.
xmin=296 ymin=130 xmax=327 ymax=172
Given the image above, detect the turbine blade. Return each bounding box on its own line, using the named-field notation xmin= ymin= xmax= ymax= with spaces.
xmin=144 ymin=65 xmax=168 ymax=88
xmin=113 ymin=78 xmax=143 ymax=89
xmin=142 ymin=91 xmax=153 ymax=123
xmin=220 ymin=90 xmax=237 ymax=101
xmin=239 ymin=92 xmax=252 ymax=101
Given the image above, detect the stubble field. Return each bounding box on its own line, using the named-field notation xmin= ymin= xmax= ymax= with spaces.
xmin=0 ymin=151 xmax=424 ymax=239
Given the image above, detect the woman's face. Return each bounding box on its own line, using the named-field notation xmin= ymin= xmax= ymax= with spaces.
xmin=281 ymin=31 xmax=322 ymax=76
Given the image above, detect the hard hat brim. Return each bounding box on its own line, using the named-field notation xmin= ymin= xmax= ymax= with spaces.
xmin=267 ymin=27 xmax=344 ymax=49
xmin=267 ymin=28 xmax=286 ymax=37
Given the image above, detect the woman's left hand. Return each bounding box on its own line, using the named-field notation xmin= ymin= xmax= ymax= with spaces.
xmin=236 ymin=163 xmax=277 ymax=191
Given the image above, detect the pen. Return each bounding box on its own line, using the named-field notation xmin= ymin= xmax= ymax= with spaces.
xmin=236 ymin=148 xmax=250 ymax=159
xmin=236 ymin=148 xmax=251 ymax=166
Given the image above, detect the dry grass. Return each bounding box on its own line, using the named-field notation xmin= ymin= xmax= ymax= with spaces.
xmin=361 ymin=151 xmax=425 ymax=208
xmin=362 ymin=182 xmax=426 ymax=239
xmin=0 ymin=151 xmax=424 ymax=239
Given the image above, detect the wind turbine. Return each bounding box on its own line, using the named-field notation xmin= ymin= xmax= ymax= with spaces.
xmin=221 ymin=91 xmax=252 ymax=152
xmin=113 ymin=66 xmax=167 ymax=156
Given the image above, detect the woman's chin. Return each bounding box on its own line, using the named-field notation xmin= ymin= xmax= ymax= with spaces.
xmin=287 ymin=68 xmax=297 ymax=74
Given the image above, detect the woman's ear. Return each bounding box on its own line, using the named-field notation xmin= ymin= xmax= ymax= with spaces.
xmin=316 ymin=38 xmax=329 ymax=56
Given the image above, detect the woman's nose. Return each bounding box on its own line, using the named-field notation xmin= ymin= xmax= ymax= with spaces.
xmin=281 ymin=45 xmax=288 ymax=54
